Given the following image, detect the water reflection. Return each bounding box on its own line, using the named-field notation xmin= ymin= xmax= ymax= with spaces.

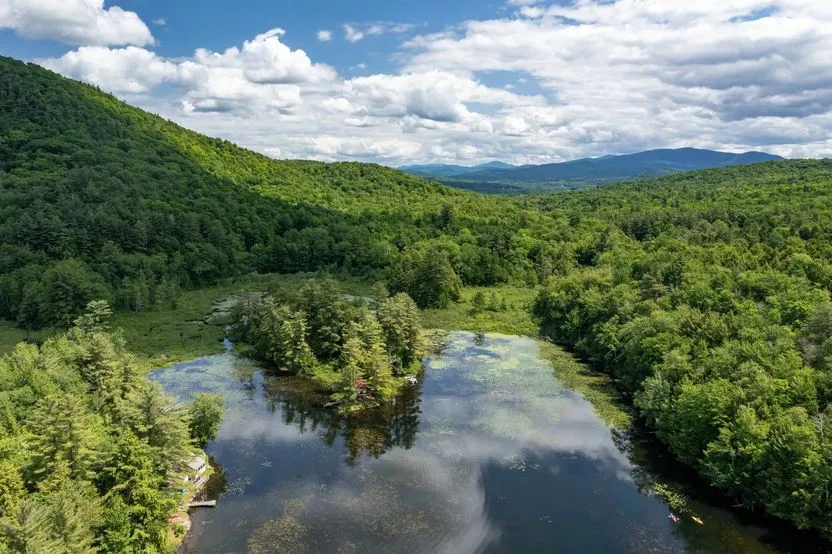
xmin=259 ymin=374 xmax=422 ymax=463
xmin=153 ymin=332 xmax=829 ymax=554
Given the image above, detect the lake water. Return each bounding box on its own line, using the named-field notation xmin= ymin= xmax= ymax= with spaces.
xmin=151 ymin=332 xmax=828 ymax=553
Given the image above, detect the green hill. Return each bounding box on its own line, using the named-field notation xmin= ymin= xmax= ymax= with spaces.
xmin=531 ymin=158 xmax=832 ymax=538
xmin=0 ymin=56 xmax=557 ymax=328
xmin=4 ymin=54 xmax=832 ymax=542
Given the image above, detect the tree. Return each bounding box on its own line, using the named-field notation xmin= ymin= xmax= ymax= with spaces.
xmin=98 ymin=432 xmax=173 ymax=553
xmin=72 ymin=300 xmax=112 ymax=334
xmin=25 ymin=394 xmax=104 ymax=485
xmin=802 ymin=302 xmax=832 ymax=370
xmin=98 ymin=496 xmax=133 ymax=554
xmin=438 ymin=203 xmax=456 ymax=231
xmin=295 ymin=280 xmax=349 ymax=360
xmin=27 ymin=259 xmax=111 ymax=328
xmin=377 ymin=293 xmax=424 ymax=375
xmin=189 ymin=393 xmax=225 ymax=447
xmin=72 ymin=330 xmax=135 ymax=418
xmin=0 ymin=499 xmax=62 ymax=554
xmin=338 ymin=337 xmax=365 ymax=403
xmin=0 ymin=461 xmax=24 ymax=517
xmin=471 ymin=291 xmax=486 ymax=314
xmin=390 ymin=245 xmax=461 ymax=309
xmin=44 ymin=477 xmax=102 ymax=554
xmin=351 ymin=313 xmax=395 ymax=398
xmin=251 ymin=303 xmax=317 ymax=374
xmin=123 ymin=382 xmax=191 ymax=478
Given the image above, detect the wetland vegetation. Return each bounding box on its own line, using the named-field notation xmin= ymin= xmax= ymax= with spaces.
xmin=2 ymin=55 xmax=832 ymax=549
xmin=152 ymin=332 xmax=830 ymax=553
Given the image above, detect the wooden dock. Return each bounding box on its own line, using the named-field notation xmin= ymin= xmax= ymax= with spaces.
xmin=188 ymin=500 xmax=217 ymax=508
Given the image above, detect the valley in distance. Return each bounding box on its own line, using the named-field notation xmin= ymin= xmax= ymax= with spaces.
xmin=1 ymin=56 xmax=831 ymax=553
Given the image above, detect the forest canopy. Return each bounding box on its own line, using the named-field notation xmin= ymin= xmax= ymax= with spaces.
xmin=4 ymin=53 xmax=832 ymax=541
xmin=0 ymin=56 xmax=560 ymax=328
xmin=530 ymin=161 xmax=832 ymax=538
xmin=0 ymin=302 xmax=223 ymax=552
xmin=229 ymin=280 xmax=424 ymax=410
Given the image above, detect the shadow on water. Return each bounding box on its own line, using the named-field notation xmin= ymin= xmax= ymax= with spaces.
xmin=614 ymin=426 xmax=832 ymax=554
xmin=259 ymin=372 xmax=423 ymax=464
xmin=153 ymin=332 xmax=832 ymax=554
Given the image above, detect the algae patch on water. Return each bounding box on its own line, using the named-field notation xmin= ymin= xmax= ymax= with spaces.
xmin=248 ymin=499 xmax=310 ymax=554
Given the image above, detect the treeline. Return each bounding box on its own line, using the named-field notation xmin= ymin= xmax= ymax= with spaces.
xmin=0 ymin=302 xmax=224 ymax=552
xmin=0 ymin=56 xmax=563 ymax=328
xmin=229 ymin=280 xmax=423 ymax=409
xmin=531 ymin=160 xmax=832 ymax=537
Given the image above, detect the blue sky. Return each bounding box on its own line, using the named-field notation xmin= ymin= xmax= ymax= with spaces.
xmin=1 ymin=0 xmax=831 ymax=164
xmin=0 ymin=0 xmax=515 ymax=80
xmin=4 ymin=3 xmax=424 ymax=56
xmin=133 ymin=0 xmax=504 ymax=76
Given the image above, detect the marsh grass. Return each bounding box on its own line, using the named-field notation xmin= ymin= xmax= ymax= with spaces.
xmin=0 ymin=320 xmax=53 ymax=353
xmin=114 ymin=273 xmax=377 ymax=368
xmin=538 ymin=341 xmax=633 ymax=429
xmin=1 ymin=276 xmax=632 ymax=433
xmin=420 ymin=285 xmax=538 ymax=336
xmin=0 ymin=272 xmax=376 ymax=367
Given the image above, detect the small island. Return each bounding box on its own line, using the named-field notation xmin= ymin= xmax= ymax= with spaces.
xmin=229 ymin=280 xmax=424 ymax=412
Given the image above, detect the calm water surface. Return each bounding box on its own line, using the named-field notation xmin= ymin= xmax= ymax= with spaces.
xmin=152 ymin=332 xmax=827 ymax=553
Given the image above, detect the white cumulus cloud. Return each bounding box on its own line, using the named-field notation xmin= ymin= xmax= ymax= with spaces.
xmin=39 ymin=46 xmax=174 ymax=93
xmin=0 ymin=0 xmax=153 ymax=46
xmin=346 ymin=71 xmax=544 ymax=122
xmin=402 ymin=0 xmax=832 ymax=160
xmin=28 ymin=1 xmax=832 ymax=164
xmin=190 ymin=28 xmax=336 ymax=85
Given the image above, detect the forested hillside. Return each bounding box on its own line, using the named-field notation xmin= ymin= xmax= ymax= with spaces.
xmin=4 ymin=52 xmax=832 ymax=542
xmin=530 ymin=160 xmax=832 ymax=537
xmin=0 ymin=56 xmax=558 ymax=328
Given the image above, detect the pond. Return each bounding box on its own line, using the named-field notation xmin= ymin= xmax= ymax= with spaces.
xmin=151 ymin=332 xmax=827 ymax=553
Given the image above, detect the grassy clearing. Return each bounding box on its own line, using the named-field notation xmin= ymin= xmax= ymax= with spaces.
xmin=0 ymin=320 xmax=54 ymax=353
xmin=0 ymin=272 xmax=376 ymax=368
xmin=420 ymin=285 xmax=538 ymax=336
xmin=114 ymin=273 xmax=375 ymax=369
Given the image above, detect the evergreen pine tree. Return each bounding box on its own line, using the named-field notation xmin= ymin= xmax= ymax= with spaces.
xmin=99 ymin=432 xmax=173 ymax=552
xmin=0 ymin=461 xmax=24 ymax=518
xmin=25 ymin=395 xmax=103 ymax=485
xmin=72 ymin=300 xmax=112 ymax=334
xmin=0 ymin=499 xmax=62 ymax=554
xmin=45 ymin=478 xmax=102 ymax=554
xmin=98 ymin=496 xmax=133 ymax=554
xmin=123 ymin=382 xmax=191 ymax=478
xmin=339 ymin=337 xmax=365 ymax=402
xmin=352 ymin=313 xmax=395 ymax=398
xmin=377 ymin=293 xmax=424 ymax=375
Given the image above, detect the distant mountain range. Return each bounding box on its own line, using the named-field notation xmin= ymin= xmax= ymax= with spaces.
xmin=400 ymin=160 xmax=516 ymax=178
xmin=400 ymin=148 xmax=784 ymax=192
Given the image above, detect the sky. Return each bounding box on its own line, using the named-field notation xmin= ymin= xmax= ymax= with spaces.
xmin=1 ymin=0 xmax=831 ymax=165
